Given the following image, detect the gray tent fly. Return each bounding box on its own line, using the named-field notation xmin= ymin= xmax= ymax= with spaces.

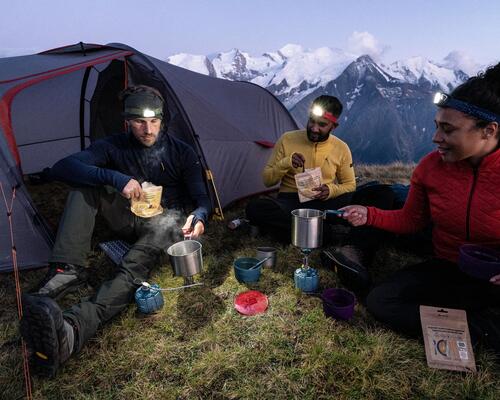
xmin=0 ymin=42 xmax=298 ymax=272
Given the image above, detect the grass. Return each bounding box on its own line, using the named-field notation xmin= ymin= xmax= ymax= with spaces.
xmin=1 ymin=163 xmax=499 ymax=399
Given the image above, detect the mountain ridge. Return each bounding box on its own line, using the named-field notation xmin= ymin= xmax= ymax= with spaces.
xmin=166 ymin=45 xmax=483 ymax=163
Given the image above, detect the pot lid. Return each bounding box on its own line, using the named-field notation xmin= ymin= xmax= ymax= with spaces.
xmin=234 ymin=290 xmax=268 ymax=316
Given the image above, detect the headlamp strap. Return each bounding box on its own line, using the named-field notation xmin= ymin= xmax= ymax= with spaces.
xmin=322 ymin=111 xmax=338 ymax=124
xmin=434 ymin=92 xmax=500 ymax=124
xmin=311 ymin=105 xmax=338 ymax=124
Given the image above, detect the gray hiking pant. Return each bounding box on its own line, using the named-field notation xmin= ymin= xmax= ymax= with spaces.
xmin=52 ymin=186 xmax=182 ymax=351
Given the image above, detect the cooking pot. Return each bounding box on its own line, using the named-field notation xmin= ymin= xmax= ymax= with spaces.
xmin=291 ymin=209 xmax=345 ymax=249
xmin=167 ymin=240 xmax=203 ymax=277
xmin=291 ymin=209 xmax=324 ymax=249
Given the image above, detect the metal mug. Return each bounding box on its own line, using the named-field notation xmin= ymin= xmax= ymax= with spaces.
xmin=256 ymin=246 xmax=277 ymax=268
xmin=291 ymin=209 xmax=324 ymax=250
xmin=167 ymin=240 xmax=203 ymax=277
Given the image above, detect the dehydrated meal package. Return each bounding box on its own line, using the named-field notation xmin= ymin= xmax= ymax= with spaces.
xmin=130 ymin=182 xmax=163 ymax=218
xmin=420 ymin=305 xmax=476 ymax=372
xmin=294 ymin=167 xmax=322 ymax=203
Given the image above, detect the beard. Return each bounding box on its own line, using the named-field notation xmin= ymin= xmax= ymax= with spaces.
xmin=306 ymin=126 xmax=330 ymax=142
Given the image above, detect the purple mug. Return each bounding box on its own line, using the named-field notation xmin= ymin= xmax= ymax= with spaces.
xmin=322 ymin=288 xmax=356 ymax=320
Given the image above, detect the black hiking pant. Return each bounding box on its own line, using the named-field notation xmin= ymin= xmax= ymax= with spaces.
xmin=367 ymin=259 xmax=500 ymax=358
xmin=52 ymin=187 xmax=182 ymax=352
xmin=245 ymin=184 xmax=395 ymax=240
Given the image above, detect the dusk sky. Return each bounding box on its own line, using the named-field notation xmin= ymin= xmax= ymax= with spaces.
xmin=1 ymin=0 xmax=499 ymax=67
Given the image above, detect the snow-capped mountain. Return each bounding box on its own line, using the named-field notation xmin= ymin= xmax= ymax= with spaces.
xmin=168 ymin=44 xmax=358 ymax=108
xmin=382 ymin=56 xmax=468 ymax=91
xmin=166 ymin=53 xmax=216 ymax=76
xmin=291 ymin=55 xmax=464 ymax=163
xmin=166 ymin=45 xmax=484 ymax=163
xmin=166 ymin=45 xmax=471 ymax=109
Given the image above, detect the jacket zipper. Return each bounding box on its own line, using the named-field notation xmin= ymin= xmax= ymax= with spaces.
xmin=465 ymin=166 xmax=478 ymax=241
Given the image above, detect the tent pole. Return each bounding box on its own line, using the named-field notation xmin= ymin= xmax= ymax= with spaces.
xmin=79 ymin=67 xmax=91 ymax=149
xmin=205 ymin=169 xmax=224 ymax=220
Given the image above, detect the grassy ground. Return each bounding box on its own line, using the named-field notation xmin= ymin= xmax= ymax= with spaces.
xmin=1 ymin=163 xmax=499 ymax=399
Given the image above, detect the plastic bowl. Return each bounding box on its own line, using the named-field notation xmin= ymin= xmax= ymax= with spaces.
xmin=459 ymin=244 xmax=500 ymax=281
xmin=234 ymin=257 xmax=262 ymax=283
xmin=322 ymin=287 xmax=356 ymax=320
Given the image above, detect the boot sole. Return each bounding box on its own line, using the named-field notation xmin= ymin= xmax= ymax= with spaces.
xmin=322 ymin=250 xmax=363 ymax=274
xmin=322 ymin=251 xmax=372 ymax=296
xmin=31 ymin=277 xmax=88 ymax=300
xmin=20 ymin=295 xmax=64 ymax=378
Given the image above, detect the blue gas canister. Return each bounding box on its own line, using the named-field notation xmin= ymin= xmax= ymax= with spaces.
xmin=135 ymin=283 xmax=164 ymax=314
xmin=294 ymin=267 xmax=319 ymax=293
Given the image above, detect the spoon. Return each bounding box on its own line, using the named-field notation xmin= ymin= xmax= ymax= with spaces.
xmin=249 ymin=256 xmax=271 ymax=270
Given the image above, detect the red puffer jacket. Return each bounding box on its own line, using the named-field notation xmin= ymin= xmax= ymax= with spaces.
xmin=367 ymin=149 xmax=500 ymax=262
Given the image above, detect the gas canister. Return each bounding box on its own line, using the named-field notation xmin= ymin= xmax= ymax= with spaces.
xmin=135 ymin=283 xmax=164 ymax=314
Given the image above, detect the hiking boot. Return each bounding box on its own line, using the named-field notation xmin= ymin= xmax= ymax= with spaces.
xmin=32 ymin=263 xmax=88 ymax=299
xmin=20 ymin=294 xmax=74 ymax=377
xmin=321 ymin=245 xmax=372 ymax=296
xmin=468 ymin=309 xmax=500 ymax=362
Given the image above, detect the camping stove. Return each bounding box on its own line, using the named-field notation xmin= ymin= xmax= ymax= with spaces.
xmin=291 ymin=209 xmax=323 ymax=293
xmin=293 ymin=248 xmax=319 ymax=293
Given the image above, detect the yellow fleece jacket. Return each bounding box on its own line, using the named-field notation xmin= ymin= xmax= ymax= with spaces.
xmin=262 ymin=130 xmax=356 ymax=199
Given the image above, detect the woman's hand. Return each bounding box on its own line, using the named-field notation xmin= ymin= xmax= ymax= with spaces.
xmin=490 ymin=274 xmax=500 ymax=285
xmin=339 ymin=205 xmax=368 ymax=226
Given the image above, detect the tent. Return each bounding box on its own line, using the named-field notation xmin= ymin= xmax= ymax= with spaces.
xmin=0 ymin=42 xmax=299 ymax=272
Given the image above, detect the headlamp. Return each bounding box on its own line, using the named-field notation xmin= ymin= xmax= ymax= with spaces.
xmin=433 ymin=92 xmax=500 ymax=123
xmin=142 ymin=108 xmax=156 ymax=118
xmin=123 ymin=92 xmax=164 ymax=119
xmin=310 ymin=105 xmax=338 ymax=124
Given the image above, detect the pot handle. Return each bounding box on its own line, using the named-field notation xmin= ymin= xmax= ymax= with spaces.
xmin=324 ymin=209 xmax=344 ymax=219
xmin=134 ymin=279 xmax=203 ymax=291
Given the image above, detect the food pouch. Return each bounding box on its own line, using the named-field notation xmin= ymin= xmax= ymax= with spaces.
xmin=294 ymin=167 xmax=322 ymax=203
xmin=130 ymin=182 xmax=163 ymax=218
xmin=420 ymin=305 xmax=476 ymax=372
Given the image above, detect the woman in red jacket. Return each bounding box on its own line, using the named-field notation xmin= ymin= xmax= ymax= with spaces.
xmin=341 ymin=63 xmax=500 ymax=357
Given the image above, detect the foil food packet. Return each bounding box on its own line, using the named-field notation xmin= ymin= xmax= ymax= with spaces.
xmin=420 ymin=305 xmax=476 ymax=372
xmin=130 ymin=182 xmax=163 ymax=218
xmin=295 ymin=167 xmax=322 ymax=203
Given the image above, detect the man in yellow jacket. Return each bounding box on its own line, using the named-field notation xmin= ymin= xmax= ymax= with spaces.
xmin=246 ymin=95 xmax=357 ymax=236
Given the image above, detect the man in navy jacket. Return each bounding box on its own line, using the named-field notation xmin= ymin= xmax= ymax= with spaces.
xmin=20 ymin=85 xmax=211 ymax=377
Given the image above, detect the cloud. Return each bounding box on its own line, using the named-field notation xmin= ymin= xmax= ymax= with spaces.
xmin=442 ymin=50 xmax=481 ymax=76
xmin=347 ymin=31 xmax=388 ymax=61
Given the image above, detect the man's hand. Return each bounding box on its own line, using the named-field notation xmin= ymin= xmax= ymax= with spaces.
xmin=312 ymin=184 xmax=330 ymax=200
xmin=121 ymin=179 xmax=142 ymax=200
xmin=339 ymin=205 xmax=368 ymax=226
xmin=490 ymin=274 xmax=500 ymax=285
xmin=291 ymin=152 xmax=306 ymax=169
xmin=182 ymin=215 xmax=205 ymax=239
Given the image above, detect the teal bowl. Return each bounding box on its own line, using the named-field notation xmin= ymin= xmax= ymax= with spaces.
xmin=234 ymin=257 xmax=262 ymax=283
